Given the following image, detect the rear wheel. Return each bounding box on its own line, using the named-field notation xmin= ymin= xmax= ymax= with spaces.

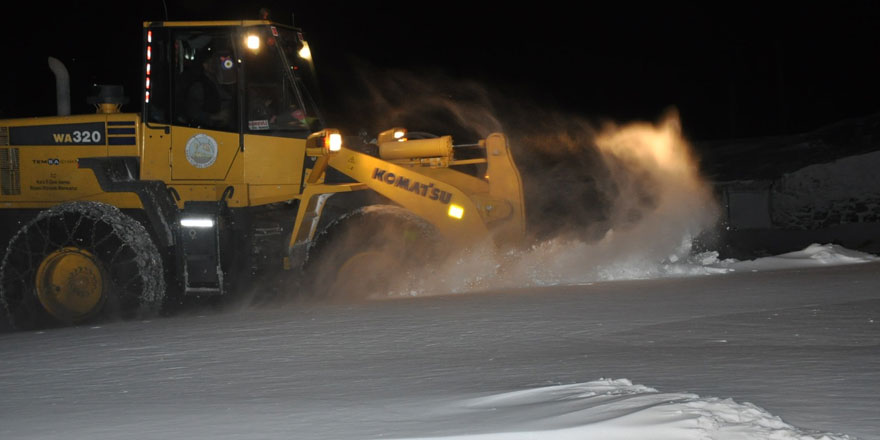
xmin=305 ymin=205 xmax=439 ymax=300
xmin=0 ymin=202 xmax=165 ymax=329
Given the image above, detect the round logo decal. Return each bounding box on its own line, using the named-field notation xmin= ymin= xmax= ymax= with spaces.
xmin=185 ymin=134 xmax=218 ymax=169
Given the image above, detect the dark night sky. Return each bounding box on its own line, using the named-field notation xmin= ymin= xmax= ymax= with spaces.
xmin=1 ymin=1 xmax=879 ymax=141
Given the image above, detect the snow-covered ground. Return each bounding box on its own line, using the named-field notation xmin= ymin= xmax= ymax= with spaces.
xmin=1 ymin=244 xmax=877 ymax=439
xmin=3 ymin=114 xmax=879 ymax=439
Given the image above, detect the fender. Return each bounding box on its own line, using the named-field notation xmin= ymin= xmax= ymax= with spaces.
xmin=78 ymin=157 xmax=179 ymax=247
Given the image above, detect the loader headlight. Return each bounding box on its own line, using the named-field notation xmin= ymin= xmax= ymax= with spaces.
xmin=378 ymin=127 xmax=407 ymax=143
xmin=448 ymin=204 xmax=464 ymax=220
xmin=306 ymin=129 xmax=343 ymax=154
xmin=327 ymin=133 xmax=342 ymax=152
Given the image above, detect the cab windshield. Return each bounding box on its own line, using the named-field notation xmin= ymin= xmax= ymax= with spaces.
xmin=243 ymin=25 xmax=324 ymax=135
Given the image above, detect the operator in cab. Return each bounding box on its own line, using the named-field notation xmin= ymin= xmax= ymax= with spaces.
xmin=180 ymin=48 xmax=237 ymax=130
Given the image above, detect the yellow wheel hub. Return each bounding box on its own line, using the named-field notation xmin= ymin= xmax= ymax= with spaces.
xmin=35 ymin=247 xmax=106 ymax=322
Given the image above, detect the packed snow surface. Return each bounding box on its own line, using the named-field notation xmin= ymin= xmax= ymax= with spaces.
xmin=1 ymin=244 xmax=878 ymax=439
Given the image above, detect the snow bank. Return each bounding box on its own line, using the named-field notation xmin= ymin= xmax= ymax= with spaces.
xmin=772 ymin=150 xmax=880 ymax=229
xmin=395 ymin=379 xmax=853 ymax=440
xmin=592 ymin=242 xmax=878 ymax=279
xmin=704 ymin=243 xmax=879 ymax=272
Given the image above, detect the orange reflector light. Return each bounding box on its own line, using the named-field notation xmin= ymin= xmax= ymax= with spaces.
xmin=448 ymin=204 xmax=464 ymax=220
xmin=145 ymin=91 xmax=150 ymax=103
xmin=146 ymin=46 xmax=151 ymax=60
xmin=146 ymin=63 xmax=151 ymax=75
xmin=147 ymin=30 xmax=152 ymax=43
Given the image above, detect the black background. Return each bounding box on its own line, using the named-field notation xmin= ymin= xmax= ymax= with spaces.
xmin=1 ymin=0 xmax=878 ymax=142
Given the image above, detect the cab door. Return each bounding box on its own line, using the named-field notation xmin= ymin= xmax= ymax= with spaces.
xmin=166 ymin=28 xmax=241 ymax=181
xmin=170 ymin=126 xmax=239 ymax=180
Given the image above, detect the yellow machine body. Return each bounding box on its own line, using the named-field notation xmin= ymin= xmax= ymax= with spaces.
xmin=0 ymin=19 xmax=527 ymax=328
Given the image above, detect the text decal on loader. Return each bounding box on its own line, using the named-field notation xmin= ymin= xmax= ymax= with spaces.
xmin=371 ymin=167 xmax=453 ymax=204
xmin=9 ymin=123 xmax=105 ymax=146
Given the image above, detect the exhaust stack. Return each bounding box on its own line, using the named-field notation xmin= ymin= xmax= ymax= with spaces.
xmin=47 ymin=57 xmax=70 ymax=116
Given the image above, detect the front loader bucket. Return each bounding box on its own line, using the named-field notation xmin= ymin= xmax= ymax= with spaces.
xmin=483 ymin=133 xmax=526 ymax=247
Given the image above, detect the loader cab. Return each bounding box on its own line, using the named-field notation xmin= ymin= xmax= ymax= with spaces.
xmin=143 ymin=21 xmax=324 ymax=138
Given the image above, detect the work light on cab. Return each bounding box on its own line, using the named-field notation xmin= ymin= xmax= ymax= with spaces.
xmin=245 ymin=34 xmax=260 ymax=50
xmin=298 ymin=41 xmax=312 ymax=60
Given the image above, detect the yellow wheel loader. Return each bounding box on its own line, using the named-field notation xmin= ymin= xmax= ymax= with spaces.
xmin=0 ymin=19 xmax=525 ymax=329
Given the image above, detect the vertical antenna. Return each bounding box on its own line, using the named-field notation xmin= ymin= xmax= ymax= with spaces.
xmin=161 ymin=0 xmax=168 ymax=20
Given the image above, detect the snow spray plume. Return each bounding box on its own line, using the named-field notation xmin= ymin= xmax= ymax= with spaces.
xmin=318 ymin=66 xmax=719 ymax=297
xmin=406 ymin=109 xmax=722 ymax=294
xmin=331 ymin=63 xmax=502 ymax=141
xmin=507 ymin=115 xmax=611 ymax=242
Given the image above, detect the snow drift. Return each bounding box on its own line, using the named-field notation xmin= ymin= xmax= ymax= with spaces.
xmin=396 ymin=379 xmax=854 ymax=440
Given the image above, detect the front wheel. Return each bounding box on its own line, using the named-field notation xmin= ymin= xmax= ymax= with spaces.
xmin=305 ymin=205 xmax=440 ymax=300
xmin=0 ymin=202 xmax=165 ymax=330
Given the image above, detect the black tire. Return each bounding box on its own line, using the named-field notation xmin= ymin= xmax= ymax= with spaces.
xmin=0 ymin=202 xmax=165 ymax=330
xmin=305 ymin=205 xmax=440 ymax=300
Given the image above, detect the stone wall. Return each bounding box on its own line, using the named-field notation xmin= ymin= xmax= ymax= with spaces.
xmin=719 ymin=150 xmax=880 ymax=230
xmin=770 ymin=150 xmax=880 ymax=229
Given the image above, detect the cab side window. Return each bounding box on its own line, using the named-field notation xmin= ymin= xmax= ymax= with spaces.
xmin=171 ymin=29 xmax=239 ymax=132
